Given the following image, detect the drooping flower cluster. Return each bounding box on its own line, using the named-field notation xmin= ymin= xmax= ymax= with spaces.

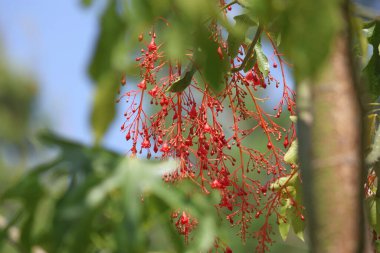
xmin=118 ymin=6 xmax=301 ymax=252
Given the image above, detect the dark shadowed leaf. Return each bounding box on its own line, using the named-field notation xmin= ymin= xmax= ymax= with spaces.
xmin=363 ymin=22 xmax=380 ymax=99
xmin=167 ymin=63 xmax=197 ymax=92
xmin=195 ymin=28 xmax=229 ymax=94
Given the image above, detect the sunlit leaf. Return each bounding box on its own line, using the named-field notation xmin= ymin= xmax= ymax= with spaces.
xmin=270 ymin=173 xmax=298 ymax=191
xmin=254 ymin=41 xmax=269 ymax=77
xmin=284 ymin=140 xmax=298 ymax=165
xmin=289 ymin=115 xmax=297 ymax=123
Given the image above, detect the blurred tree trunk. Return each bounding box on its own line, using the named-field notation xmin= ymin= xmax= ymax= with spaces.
xmin=297 ymin=2 xmax=370 ymax=253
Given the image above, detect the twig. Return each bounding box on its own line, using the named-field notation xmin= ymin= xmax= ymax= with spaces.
xmin=221 ymin=0 xmax=238 ymax=11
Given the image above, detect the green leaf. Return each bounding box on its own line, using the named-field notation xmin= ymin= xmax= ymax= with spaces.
xmin=87 ymin=158 xmax=178 ymax=207
xmin=290 ymin=208 xmax=305 ymax=241
xmin=163 ymin=23 xmax=192 ymax=61
xmin=367 ymin=125 xmax=380 ymax=165
xmin=166 ymin=63 xmax=197 ymax=92
xmin=374 ymin=195 xmax=380 ymax=236
xmin=366 ymin=113 xmax=378 ymax=148
xmin=90 ymin=73 xmax=119 ymax=144
xmin=278 ymin=204 xmax=291 ymax=241
xmin=241 ymin=37 xmax=257 ymax=73
xmin=227 ymin=14 xmax=257 ymax=58
xmin=88 ymin=0 xmax=126 ymax=82
xmin=254 ymin=41 xmax=269 ymax=77
xmin=248 ymin=0 xmax=342 ymax=81
xmin=292 ymin=175 xmax=305 ymax=241
xmin=270 ymin=173 xmax=298 ymax=191
xmin=367 ymin=196 xmax=377 ymax=230
xmin=279 ymin=218 xmax=291 ymax=241
xmin=284 ymin=140 xmax=298 ymax=164
xmin=363 ymin=22 xmax=380 ymax=99
xmin=195 ymin=28 xmax=229 ymax=94
xmin=276 ymin=33 xmax=281 ymax=47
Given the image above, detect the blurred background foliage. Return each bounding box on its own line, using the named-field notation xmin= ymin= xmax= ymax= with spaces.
xmin=0 ymin=0 xmax=380 ymax=252
xmin=0 ymin=42 xmax=38 ymax=193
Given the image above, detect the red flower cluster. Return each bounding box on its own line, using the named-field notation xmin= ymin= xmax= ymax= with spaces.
xmin=118 ymin=19 xmax=298 ymax=252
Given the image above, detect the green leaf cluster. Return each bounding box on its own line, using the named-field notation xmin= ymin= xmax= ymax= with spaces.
xmin=0 ymin=132 xmax=222 ymax=253
xmin=271 ymin=172 xmax=305 ymax=242
xmin=246 ymin=0 xmax=342 ymax=81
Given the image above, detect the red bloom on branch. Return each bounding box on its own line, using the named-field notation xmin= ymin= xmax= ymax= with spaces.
xmin=118 ymin=19 xmax=297 ymax=251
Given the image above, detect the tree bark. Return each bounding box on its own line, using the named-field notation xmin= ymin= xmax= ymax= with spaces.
xmin=297 ymin=2 xmax=370 ymax=253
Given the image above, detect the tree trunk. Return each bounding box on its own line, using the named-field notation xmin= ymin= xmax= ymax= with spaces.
xmin=297 ymin=2 xmax=370 ymax=253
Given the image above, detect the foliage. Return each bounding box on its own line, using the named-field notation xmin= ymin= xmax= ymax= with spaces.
xmin=0 ymin=59 xmax=37 ymax=144
xmin=247 ymin=0 xmax=343 ymax=81
xmin=0 ymin=132 xmax=223 ymax=253
xmin=0 ymin=46 xmax=38 ymax=194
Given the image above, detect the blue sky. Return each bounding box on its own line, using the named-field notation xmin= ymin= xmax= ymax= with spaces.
xmin=0 ymin=0 xmax=127 ymax=152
